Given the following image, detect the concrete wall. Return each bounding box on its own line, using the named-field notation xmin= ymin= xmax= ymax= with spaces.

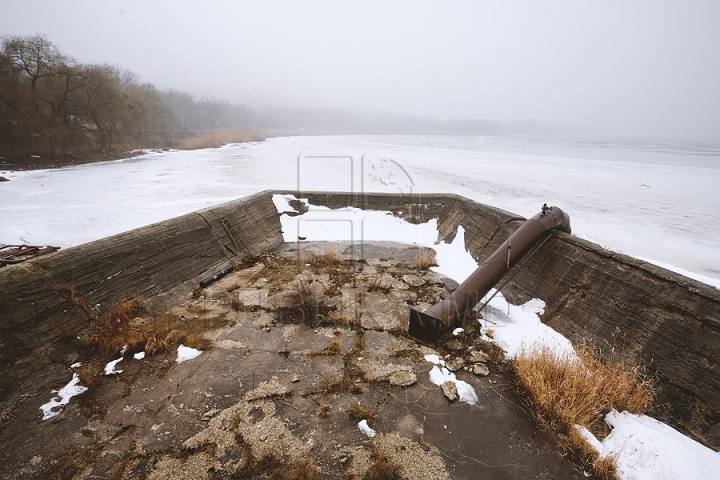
xmin=2 ymin=190 xmax=718 ymax=445
xmin=0 ymin=191 xmax=283 ymax=402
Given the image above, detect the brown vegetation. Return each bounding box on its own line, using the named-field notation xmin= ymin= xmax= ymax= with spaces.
xmin=177 ymin=128 xmax=265 ymax=150
xmin=348 ymin=403 xmax=376 ymax=426
xmin=511 ymin=342 xmax=655 ymax=479
xmin=361 ymin=445 xmax=401 ymax=480
xmin=415 ymin=249 xmax=438 ymax=270
xmin=87 ymin=295 xmax=220 ymax=357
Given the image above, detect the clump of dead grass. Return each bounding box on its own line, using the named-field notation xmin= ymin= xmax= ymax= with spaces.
xmin=511 ymin=342 xmax=655 ymax=479
xmin=303 ymin=249 xmax=344 ymax=273
xmin=362 ymin=445 xmax=401 ymax=480
xmin=348 ymin=403 xmax=376 ymax=426
xmin=415 ymin=249 xmax=438 ymax=270
xmin=275 ymin=278 xmax=336 ymax=326
xmin=87 ymin=296 xmax=221 ymax=358
xmin=233 ymin=430 xmax=317 ymax=479
xmin=309 ymin=340 xmax=342 ymax=357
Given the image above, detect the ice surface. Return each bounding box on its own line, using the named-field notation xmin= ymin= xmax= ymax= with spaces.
xmin=3 ymin=135 xmax=718 ymax=285
xmin=39 ymin=373 xmax=88 ymax=421
xmin=176 ymin=345 xmax=202 ymax=363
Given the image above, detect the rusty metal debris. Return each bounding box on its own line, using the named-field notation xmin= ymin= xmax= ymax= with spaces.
xmin=0 ymin=245 xmax=60 ymax=268
xmin=409 ymin=205 xmax=571 ymax=344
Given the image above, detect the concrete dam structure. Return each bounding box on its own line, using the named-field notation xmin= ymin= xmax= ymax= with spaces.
xmin=1 ymin=190 xmax=719 ymax=453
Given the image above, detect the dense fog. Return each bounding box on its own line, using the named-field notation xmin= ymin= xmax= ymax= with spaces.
xmin=2 ymin=1 xmax=719 ymax=137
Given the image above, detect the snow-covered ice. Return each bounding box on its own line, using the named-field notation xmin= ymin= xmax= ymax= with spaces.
xmin=2 ymin=135 xmax=718 ymax=285
xmin=39 ymin=373 xmax=88 ymax=421
xmin=176 ymin=345 xmax=202 ymax=363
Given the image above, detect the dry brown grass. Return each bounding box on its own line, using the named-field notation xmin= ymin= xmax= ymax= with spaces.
xmin=362 ymin=445 xmax=401 ymax=480
xmin=415 ymin=249 xmax=438 ymax=270
xmin=87 ymin=296 xmax=219 ymax=358
xmin=177 ymin=128 xmax=265 ymax=150
xmin=303 ymin=249 xmax=344 ymax=273
xmin=309 ymin=340 xmax=342 ymax=357
xmin=234 ymin=451 xmax=317 ymax=480
xmin=366 ymin=274 xmax=390 ymax=293
xmin=348 ymin=403 xmax=375 ymax=426
xmin=511 ymin=342 xmax=655 ymax=479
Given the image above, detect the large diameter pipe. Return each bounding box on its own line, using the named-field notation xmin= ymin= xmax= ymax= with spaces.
xmin=409 ymin=205 xmax=570 ymax=344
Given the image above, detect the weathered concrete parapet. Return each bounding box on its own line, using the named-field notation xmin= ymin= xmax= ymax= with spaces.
xmin=0 ymin=191 xmax=283 ymax=401
xmin=1 ymin=190 xmax=719 ymax=447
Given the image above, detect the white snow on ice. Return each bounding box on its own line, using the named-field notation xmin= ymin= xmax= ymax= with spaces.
xmin=176 ymin=345 xmax=203 ymax=363
xmin=2 ymin=135 xmax=719 ymax=285
xmin=39 ymin=373 xmax=88 ymax=421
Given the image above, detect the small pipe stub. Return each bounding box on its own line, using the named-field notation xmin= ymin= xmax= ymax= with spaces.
xmin=199 ymin=264 xmax=234 ymax=288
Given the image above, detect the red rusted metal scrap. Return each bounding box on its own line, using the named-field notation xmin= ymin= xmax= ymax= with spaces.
xmin=0 ymin=245 xmax=60 ymax=267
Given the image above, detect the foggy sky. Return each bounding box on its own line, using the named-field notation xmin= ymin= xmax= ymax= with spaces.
xmin=1 ymin=1 xmax=719 ymax=137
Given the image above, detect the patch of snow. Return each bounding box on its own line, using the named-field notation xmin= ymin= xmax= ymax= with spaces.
xmin=482 ymin=292 xmax=575 ymax=360
xmin=424 ymin=354 xmax=445 ymax=366
xmin=430 ymin=225 xmax=478 ymax=281
xmin=39 ymin=373 xmax=88 ymax=420
xmin=577 ymin=410 xmax=720 ymax=480
xmin=133 ymin=351 xmax=146 ymax=360
xmin=358 ymin=419 xmax=376 ymax=438
xmin=120 ymin=345 xmax=128 ymax=355
xmin=104 ymin=357 xmax=124 ymax=375
xmin=452 ymin=327 xmax=464 ymax=336
xmin=272 ymin=194 xmax=298 ymax=214
xmin=70 ymin=362 xmax=82 ymax=368
xmin=176 ymin=345 xmax=202 ymax=363
xmin=428 ymin=365 xmax=478 ymax=405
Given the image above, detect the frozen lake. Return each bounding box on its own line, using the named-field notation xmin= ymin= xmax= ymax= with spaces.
xmin=1 ymin=135 xmax=719 ymax=287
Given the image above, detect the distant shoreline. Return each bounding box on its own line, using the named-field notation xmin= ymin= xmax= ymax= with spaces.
xmin=0 ymin=128 xmax=267 ymax=173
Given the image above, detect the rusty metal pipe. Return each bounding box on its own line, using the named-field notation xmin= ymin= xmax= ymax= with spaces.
xmin=409 ymin=205 xmax=571 ymax=344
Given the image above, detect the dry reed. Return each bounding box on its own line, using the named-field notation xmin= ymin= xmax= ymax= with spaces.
xmin=177 ymin=128 xmax=265 ymax=150
xmin=415 ymin=249 xmax=438 ymax=270
xmin=512 ymin=342 xmax=655 ymax=479
xmin=87 ymin=296 xmax=216 ymax=357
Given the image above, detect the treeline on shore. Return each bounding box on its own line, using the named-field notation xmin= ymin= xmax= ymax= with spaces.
xmin=0 ymin=35 xmax=264 ymax=168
